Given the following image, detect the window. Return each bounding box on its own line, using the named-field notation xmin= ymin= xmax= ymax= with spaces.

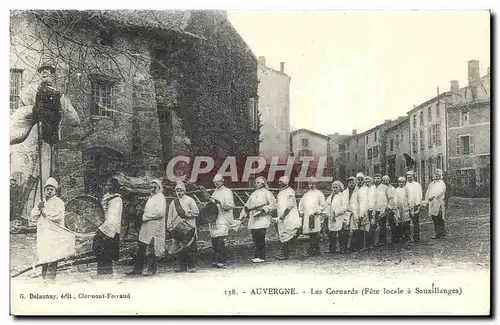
xmin=347 ymin=152 xmax=350 ymax=161
xmin=10 ymin=69 xmax=22 ymax=110
xmin=428 ymin=107 xmax=432 ymax=122
xmin=390 ymin=138 xmax=394 ymax=151
xmin=354 ymin=153 xmax=358 ymax=162
xmin=396 ymin=136 xmax=400 ymax=149
xmin=347 ymin=140 xmax=350 ymax=147
xmin=431 ymin=125 xmax=437 ymax=145
xmin=413 ymin=115 xmax=417 ymax=128
xmin=412 ymin=132 xmax=417 ymax=153
xmin=427 ymin=126 xmax=432 ymax=149
xmin=374 ymin=132 xmax=377 ymax=142
xmin=457 ymin=135 xmax=474 ymax=155
xmin=427 ymin=158 xmax=433 ymax=181
xmin=420 ymin=130 xmax=425 ymax=150
xmin=436 ymin=103 xmax=440 ymax=118
xmin=420 ymin=111 xmax=424 ymax=125
xmin=366 ymin=135 xmax=368 ymax=144
xmin=91 ymin=79 xmax=115 ymax=117
xmin=436 ymin=155 xmax=442 ymax=170
xmin=460 ymin=110 xmax=469 ymax=126
xmin=374 ymin=164 xmax=380 ymax=175
xmin=436 ymin=124 xmax=441 ymax=146
xmin=373 ymin=145 xmax=379 ymax=158
xmin=368 ymin=148 xmax=373 ymax=160
xmin=420 ymin=160 xmax=426 ymax=183
xmin=301 ymin=138 xmax=309 ymax=147
xmin=356 ymin=137 xmax=359 ymax=144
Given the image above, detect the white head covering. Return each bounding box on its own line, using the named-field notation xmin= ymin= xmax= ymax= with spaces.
xmin=356 ymin=172 xmax=365 ymax=178
xmin=279 ymin=175 xmax=290 ymax=185
xmin=332 ymin=180 xmax=344 ymax=191
xmin=398 ymin=176 xmax=406 ymax=182
xmin=406 ymin=170 xmax=415 ymax=176
xmin=255 ymin=176 xmax=269 ymax=189
xmin=382 ymin=175 xmax=390 ymax=181
xmin=213 ymin=174 xmax=224 ymax=182
xmin=175 ymin=181 xmax=186 ymax=191
xmin=44 ymin=177 xmax=59 ymax=189
xmin=364 ymin=176 xmax=373 ymax=182
xmin=150 ymin=179 xmax=163 ymax=193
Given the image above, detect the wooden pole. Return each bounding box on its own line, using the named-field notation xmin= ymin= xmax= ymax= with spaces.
xmin=37 ymin=123 xmax=43 ymax=197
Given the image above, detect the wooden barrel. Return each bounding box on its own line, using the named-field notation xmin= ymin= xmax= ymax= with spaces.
xmin=65 ymin=195 xmax=105 ymax=233
xmin=198 ymin=201 xmax=219 ymax=225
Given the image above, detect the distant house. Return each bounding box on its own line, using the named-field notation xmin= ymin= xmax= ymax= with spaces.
xmin=339 ymin=129 xmax=366 ymax=179
xmin=446 ymin=60 xmax=490 ymax=197
xmin=384 ymin=117 xmax=411 ymax=180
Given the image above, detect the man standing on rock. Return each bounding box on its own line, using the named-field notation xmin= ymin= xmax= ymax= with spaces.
xmin=275 ymin=176 xmax=300 ymax=260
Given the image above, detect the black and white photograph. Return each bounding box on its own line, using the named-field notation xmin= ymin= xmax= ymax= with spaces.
xmin=7 ymin=7 xmax=491 ymax=315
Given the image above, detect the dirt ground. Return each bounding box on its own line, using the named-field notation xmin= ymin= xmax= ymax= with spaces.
xmin=10 ymin=197 xmax=490 ymax=281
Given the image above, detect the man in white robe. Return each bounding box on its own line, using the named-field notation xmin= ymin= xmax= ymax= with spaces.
xmin=394 ymin=177 xmax=411 ymax=243
xmin=349 ymin=174 xmax=364 ymax=251
xmin=374 ymin=174 xmax=395 ymax=246
xmin=356 ymin=172 xmax=370 ymax=251
xmin=209 ymin=174 xmax=240 ymax=268
xmin=325 ymin=181 xmax=348 ymax=254
xmin=167 ymin=181 xmax=200 ymax=273
xmin=275 ymin=176 xmax=300 ymax=260
xmin=31 ymin=177 xmax=75 ymax=280
xmin=239 ymin=176 xmax=276 ymax=263
xmin=126 ymin=179 xmax=166 ymax=276
xmin=298 ymin=177 xmax=326 ymax=256
xmin=406 ymin=171 xmax=423 ymax=242
xmin=425 ymin=169 xmax=447 ymax=239
xmin=365 ymin=176 xmax=377 ymax=248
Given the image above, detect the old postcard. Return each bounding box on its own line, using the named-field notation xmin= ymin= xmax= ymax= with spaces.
xmin=9 ymin=9 xmax=491 ymax=315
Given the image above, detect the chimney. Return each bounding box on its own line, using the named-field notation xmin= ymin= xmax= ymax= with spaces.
xmin=352 ymin=129 xmax=357 ymax=135
xmin=258 ymin=56 xmax=266 ymax=67
xmin=280 ymin=62 xmax=285 ymax=73
xmin=468 ymin=60 xmax=480 ymax=86
xmin=450 ymin=80 xmax=460 ymax=94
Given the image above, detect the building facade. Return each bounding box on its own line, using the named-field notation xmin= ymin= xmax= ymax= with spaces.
xmin=327 ymin=132 xmax=350 ymax=181
xmin=257 ymin=56 xmax=291 ymax=160
xmin=339 ymin=130 xmax=366 ymax=179
xmin=407 ymin=92 xmax=451 ymax=189
xmin=384 ymin=117 xmax=411 ymax=181
xmin=446 ymin=60 xmax=490 ymax=197
xmin=10 ymin=10 xmax=260 ymax=213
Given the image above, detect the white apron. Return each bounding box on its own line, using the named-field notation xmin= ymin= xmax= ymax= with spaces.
xmin=298 ymin=189 xmax=326 ymax=235
xmin=425 ymin=180 xmax=447 ymax=218
xmin=276 ymin=187 xmax=301 ymax=242
xmin=240 ymin=188 xmax=277 ymax=230
xmin=209 ymin=186 xmax=241 ymax=237
xmin=31 ymin=196 xmax=75 ymax=264
xmin=357 ymin=186 xmax=370 ymax=231
xmin=394 ymin=187 xmax=410 ymax=224
xmin=167 ymin=195 xmax=199 ymax=255
xmin=138 ymin=192 xmax=166 ymax=257
xmin=406 ymin=181 xmax=423 ymax=216
xmin=325 ymin=190 xmax=349 ymax=232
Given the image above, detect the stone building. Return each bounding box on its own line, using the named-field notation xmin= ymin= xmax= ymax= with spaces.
xmin=327 ymin=132 xmax=350 ymax=181
xmin=257 ymin=56 xmax=291 ymax=160
xmin=446 ymin=60 xmax=490 ymax=197
xmin=10 ymin=10 xmax=259 ymax=209
xmin=384 ymin=117 xmax=411 ymax=180
xmin=338 ymin=129 xmax=366 ymax=179
xmin=407 ymin=92 xmax=451 ymax=189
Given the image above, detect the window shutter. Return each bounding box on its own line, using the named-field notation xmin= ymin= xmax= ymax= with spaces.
xmin=470 ymin=135 xmax=474 ymax=154
xmin=456 ymin=137 xmax=460 ymax=155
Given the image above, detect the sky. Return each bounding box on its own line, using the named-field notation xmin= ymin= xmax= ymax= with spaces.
xmin=228 ymin=11 xmax=490 ymax=136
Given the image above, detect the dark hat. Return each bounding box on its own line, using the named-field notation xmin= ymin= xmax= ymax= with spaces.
xmin=37 ymin=62 xmax=56 ymax=74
